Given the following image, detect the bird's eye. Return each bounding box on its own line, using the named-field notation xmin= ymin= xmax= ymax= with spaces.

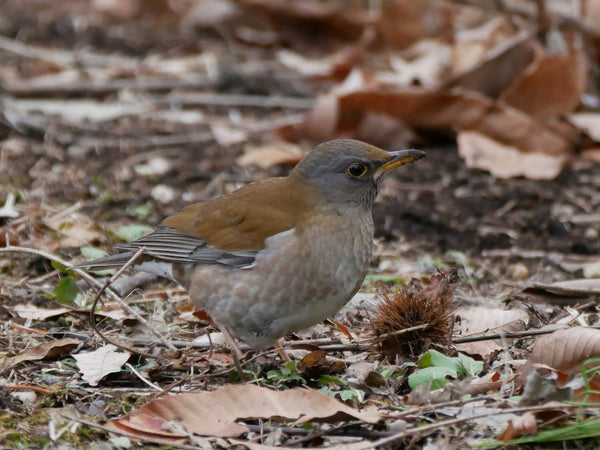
xmin=347 ymin=163 xmax=368 ymax=178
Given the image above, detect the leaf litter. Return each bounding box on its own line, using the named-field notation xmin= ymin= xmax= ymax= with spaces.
xmin=2 ymin=0 xmax=600 ymax=448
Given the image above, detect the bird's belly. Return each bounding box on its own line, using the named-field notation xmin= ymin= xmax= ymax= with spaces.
xmin=186 ymin=214 xmax=373 ymax=349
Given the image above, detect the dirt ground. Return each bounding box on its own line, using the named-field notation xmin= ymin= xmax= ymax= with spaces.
xmin=2 ymin=1 xmax=600 ymax=448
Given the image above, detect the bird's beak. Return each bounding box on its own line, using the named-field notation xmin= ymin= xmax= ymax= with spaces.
xmin=375 ymin=149 xmax=426 ymax=175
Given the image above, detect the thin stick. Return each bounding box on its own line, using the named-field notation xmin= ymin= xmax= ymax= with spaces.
xmin=0 ymin=245 xmax=177 ymax=353
xmin=125 ymin=363 xmax=164 ymax=392
xmin=88 ymin=246 xmax=178 ymax=354
xmin=361 ymin=402 xmax=579 ymax=449
xmin=452 ymin=326 xmax=570 ymax=343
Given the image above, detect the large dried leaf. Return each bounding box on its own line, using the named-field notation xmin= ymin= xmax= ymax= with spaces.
xmin=499 ymin=42 xmax=586 ymax=119
xmin=457 ymin=131 xmax=567 ymax=180
xmin=73 ymin=344 xmax=131 ymax=386
xmin=449 ymin=29 xmax=535 ymax=98
xmin=1 ymin=338 xmax=80 ymax=371
xmin=299 ymin=71 xmax=572 ymax=170
xmin=11 ymin=304 xmax=72 ymax=321
xmin=339 ymin=87 xmax=571 ymax=155
xmin=454 ymin=306 xmax=528 ymax=357
xmin=529 ymin=327 xmax=600 ymax=374
xmin=567 ymin=113 xmax=600 ymax=142
xmin=110 ymin=384 xmax=382 ymax=438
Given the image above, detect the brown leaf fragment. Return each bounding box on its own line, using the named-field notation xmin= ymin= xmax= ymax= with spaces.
xmin=567 ymin=113 xmax=600 ymax=142
xmin=529 ymin=327 xmax=600 ymax=374
xmin=448 ymin=31 xmax=536 ymax=98
xmin=454 ymin=306 xmax=529 ymax=357
xmin=1 ymin=338 xmax=80 ymax=371
xmin=457 ymin=131 xmax=567 ymax=180
xmin=498 ymin=411 xmax=538 ymax=442
xmin=499 ymin=41 xmax=587 ymax=120
xmin=110 ymin=384 xmax=382 ymax=439
xmin=464 ymin=371 xmax=502 ymax=396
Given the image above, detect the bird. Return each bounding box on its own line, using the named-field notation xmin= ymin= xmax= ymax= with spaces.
xmin=77 ymin=139 xmax=425 ymax=352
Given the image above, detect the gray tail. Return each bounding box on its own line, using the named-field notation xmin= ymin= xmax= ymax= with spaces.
xmin=73 ymin=252 xmax=136 ymax=271
xmin=73 ymin=252 xmax=175 ymax=281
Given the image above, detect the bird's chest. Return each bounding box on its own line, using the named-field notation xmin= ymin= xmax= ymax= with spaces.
xmin=262 ymin=209 xmax=374 ymax=296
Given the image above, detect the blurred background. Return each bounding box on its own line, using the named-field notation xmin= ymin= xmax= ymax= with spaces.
xmin=3 ymin=1 xmax=600 ymax=446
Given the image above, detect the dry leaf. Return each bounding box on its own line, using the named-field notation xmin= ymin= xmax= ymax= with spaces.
xmin=300 ymin=74 xmax=573 ymax=165
xmin=498 ymin=411 xmax=538 ymax=442
xmin=110 ymin=384 xmax=382 ymax=438
xmin=454 ymin=306 xmax=529 ymax=357
xmin=567 ymin=113 xmax=600 ymax=142
xmin=1 ymin=338 xmax=81 ymax=371
xmin=73 ymin=344 xmax=131 ymax=386
xmin=44 ymin=211 xmax=104 ymax=248
xmin=457 ymin=131 xmax=567 ymax=180
xmin=11 ymin=304 xmax=72 ymax=321
xmin=529 ymin=327 xmax=600 ymax=374
xmin=499 ymin=42 xmax=586 ymax=120
xmin=448 ymin=30 xmax=535 ymax=98
xmin=237 ymin=142 xmax=305 ymax=169
xmin=450 ymin=16 xmax=517 ymax=76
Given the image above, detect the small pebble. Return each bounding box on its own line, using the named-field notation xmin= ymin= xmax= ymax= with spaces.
xmin=151 ymin=184 xmax=176 ymax=204
xmin=584 ymin=227 xmax=599 ymax=241
xmin=506 ymin=262 xmax=529 ymax=280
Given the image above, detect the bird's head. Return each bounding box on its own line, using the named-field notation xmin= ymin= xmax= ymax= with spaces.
xmin=292 ymin=139 xmax=425 ymax=207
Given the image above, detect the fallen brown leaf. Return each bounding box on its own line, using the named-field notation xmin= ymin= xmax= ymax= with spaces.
xmin=454 ymin=305 xmax=529 ymax=357
xmin=499 ymin=41 xmax=586 ymax=120
xmin=529 ymin=327 xmax=600 ymax=374
xmin=110 ymin=384 xmax=382 ymax=438
xmin=497 ymin=411 xmax=538 ymax=442
xmin=457 ymin=130 xmax=568 ymax=180
xmin=1 ymin=338 xmax=81 ymax=371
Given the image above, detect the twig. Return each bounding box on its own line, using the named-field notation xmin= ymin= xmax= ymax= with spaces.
xmin=88 ymin=246 xmax=178 ymax=354
xmin=361 ymin=402 xmax=579 ymax=449
xmin=452 ymin=326 xmax=571 ymax=343
xmin=160 ymin=92 xmax=315 ymax=109
xmin=5 ymin=385 xmax=53 ymax=395
xmin=0 ymin=246 xmax=121 ymax=302
xmin=2 ymin=76 xmax=212 ymax=96
xmin=125 ymin=363 xmax=164 ymax=392
xmin=0 ymin=244 xmax=177 ymax=353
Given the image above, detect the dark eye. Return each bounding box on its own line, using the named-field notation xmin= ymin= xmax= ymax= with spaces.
xmin=347 ymin=163 xmax=368 ymax=178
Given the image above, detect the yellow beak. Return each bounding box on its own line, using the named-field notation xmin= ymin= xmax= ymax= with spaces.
xmin=375 ymin=149 xmax=426 ymax=175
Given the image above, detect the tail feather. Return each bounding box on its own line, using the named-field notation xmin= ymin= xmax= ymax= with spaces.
xmin=73 ymin=252 xmax=175 ymax=280
xmin=73 ymin=252 xmax=136 ymax=271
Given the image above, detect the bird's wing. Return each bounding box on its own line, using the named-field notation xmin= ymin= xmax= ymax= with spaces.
xmin=77 ymin=176 xmax=318 ymax=271
xmin=161 ymin=176 xmax=317 ymax=252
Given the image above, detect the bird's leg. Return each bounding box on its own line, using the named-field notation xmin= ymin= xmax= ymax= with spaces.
xmin=222 ymin=326 xmax=246 ymax=381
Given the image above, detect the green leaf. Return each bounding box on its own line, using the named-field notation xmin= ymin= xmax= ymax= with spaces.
xmin=362 ymin=273 xmax=404 ymax=285
xmin=80 ymin=246 xmax=108 ymax=261
xmin=126 ymin=203 xmax=152 ymax=220
xmin=115 ymin=224 xmax=153 ymax=242
xmin=456 ymin=352 xmax=483 ymax=377
xmin=420 ymin=349 xmax=463 ymax=373
xmin=318 ymin=375 xmax=348 ymax=386
xmin=54 ymin=277 xmax=78 ymax=304
xmin=408 ymin=366 xmax=458 ymax=390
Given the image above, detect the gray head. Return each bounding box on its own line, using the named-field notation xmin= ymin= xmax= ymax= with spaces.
xmin=292 ymin=139 xmax=425 ymax=206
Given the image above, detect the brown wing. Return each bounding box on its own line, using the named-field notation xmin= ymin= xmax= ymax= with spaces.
xmin=161 ymin=175 xmax=319 ymax=252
